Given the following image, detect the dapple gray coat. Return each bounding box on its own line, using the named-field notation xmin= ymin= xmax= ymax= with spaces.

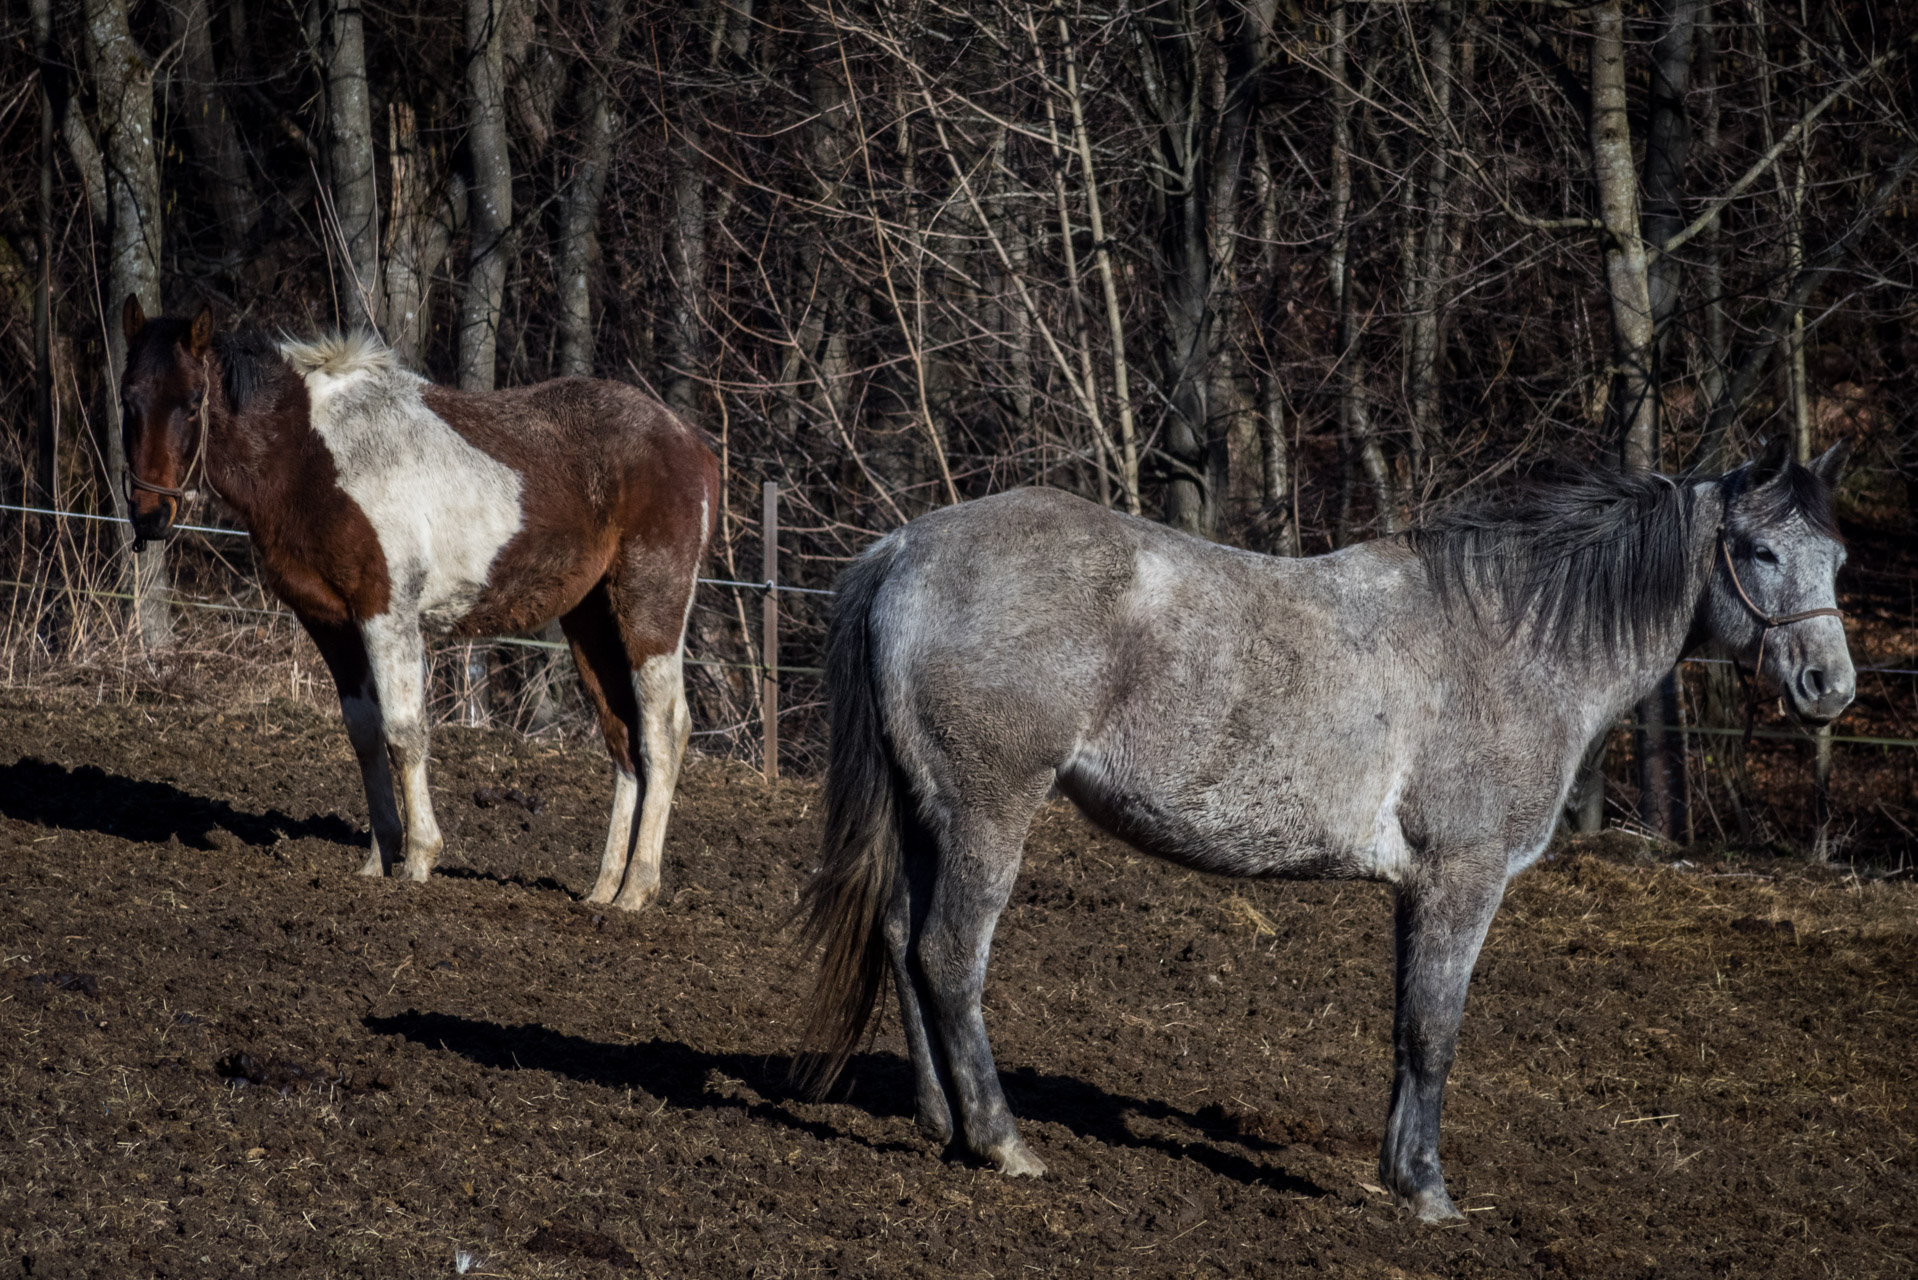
xmin=799 ymin=444 xmax=1852 ymax=1221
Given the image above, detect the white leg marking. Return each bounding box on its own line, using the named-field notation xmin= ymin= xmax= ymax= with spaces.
xmin=340 ymin=691 xmax=403 ymax=876
xmin=587 ymin=768 xmax=639 ymax=904
xmin=363 ymin=615 xmax=443 ymax=882
xmin=612 ymin=650 xmax=690 ymax=912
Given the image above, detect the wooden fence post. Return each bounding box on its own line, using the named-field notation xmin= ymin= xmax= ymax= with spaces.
xmin=762 ymin=480 xmax=779 ymax=783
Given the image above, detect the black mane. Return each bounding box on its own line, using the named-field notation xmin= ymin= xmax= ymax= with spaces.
xmin=1409 ymin=465 xmax=1698 ymax=657
xmin=1410 ymin=460 xmax=1840 ymax=657
xmin=211 ymin=329 xmax=286 ymax=415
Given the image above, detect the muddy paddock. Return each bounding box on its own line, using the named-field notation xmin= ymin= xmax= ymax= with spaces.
xmin=0 ymin=689 xmax=1913 ymax=1278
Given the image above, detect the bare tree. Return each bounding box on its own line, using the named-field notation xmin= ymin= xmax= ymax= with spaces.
xmin=1329 ymin=4 xmax=1400 ymax=540
xmin=322 ymin=0 xmax=382 ymax=328
xmin=460 ymin=0 xmax=516 ymax=390
xmin=1134 ymin=0 xmax=1277 ymax=537
xmin=69 ymin=0 xmax=171 ymax=647
xmin=556 ymin=0 xmax=630 ymax=379
xmin=168 ymin=0 xmax=258 ymax=263
xmin=382 ymin=101 xmax=462 ymax=370
xmin=31 ymin=0 xmax=56 ymax=512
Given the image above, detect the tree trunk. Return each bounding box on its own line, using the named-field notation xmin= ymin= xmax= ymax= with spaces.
xmin=323 ymin=0 xmax=381 ymax=328
xmin=75 ymin=0 xmax=172 ymax=648
xmin=169 ymin=0 xmax=257 ymax=262
xmin=460 ymin=0 xmax=515 ymax=391
xmin=1251 ymin=130 xmax=1297 ymax=556
xmin=1135 ymin=0 xmax=1274 ymax=537
xmin=1329 ymin=4 xmax=1398 ymax=540
xmin=1689 ymin=6 xmax=1751 ymax=840
xmin=1135 ymin=2 xmax=1207 ymax=533
xmin=1589 ymin=1 xmax=1657 ymax=469
xmin=556 ymin=0 xmax=628 ymax=380
xmin=1635 ymin=0 xmax=1701 ymax=844
xmin=32 ymin=0 xmax=56 ymax=513
xmin=381 ymin=101 xmax=461 ymax=370
xmin=1643 ymin=0 xmax=1700 ymax=385
xmin=662 ymin=123 xmax=707 ymax=417
xmin=1402 ymin=0 xmax=1471 ymax=488
xmin=1060 ymin=12 xmax=1140 ymax=514
xmin=1696 ymin=4 xmax=1730 ymax=460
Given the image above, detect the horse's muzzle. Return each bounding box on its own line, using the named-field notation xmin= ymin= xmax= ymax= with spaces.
xmin=128 ymin=503 xmax=175 ymax=549
xmin=1787 ymin=664 xmax=1856 ymax=726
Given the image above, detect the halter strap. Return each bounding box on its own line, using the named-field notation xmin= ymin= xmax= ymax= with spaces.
xmin=122 ymin=356 xmax=213 ymax=544
xmin=1715 ymin=526 xmax=1844 ymax=746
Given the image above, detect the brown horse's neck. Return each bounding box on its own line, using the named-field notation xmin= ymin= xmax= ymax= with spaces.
xmin=201 ymin=341 xmax=308 ymax=528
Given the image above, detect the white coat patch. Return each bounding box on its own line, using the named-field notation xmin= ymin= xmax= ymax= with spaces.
xmin=1363 ymin=772 xmax=1413 ymax=884
xmin=287 ymin=334 xmax=523 ymax=627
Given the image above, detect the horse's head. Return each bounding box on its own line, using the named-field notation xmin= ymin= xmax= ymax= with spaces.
xmin=1706 ymin=437 xmax=1854 ymax=725
xmin=119 ymin=295 xmax=216 ymax=546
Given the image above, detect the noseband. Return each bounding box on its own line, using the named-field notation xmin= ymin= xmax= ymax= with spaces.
xmin=122 ymin=357 xmax=212 ymax=549
xmin=1715 ymin=526 xmax=1844 ymax=744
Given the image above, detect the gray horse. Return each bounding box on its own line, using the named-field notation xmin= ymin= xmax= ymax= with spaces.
xmin=798 ymin=441 xmax=1853 ymax=1221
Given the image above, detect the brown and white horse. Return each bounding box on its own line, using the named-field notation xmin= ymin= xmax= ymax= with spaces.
xmin=118 ymin=298 xmax=719 ymax=910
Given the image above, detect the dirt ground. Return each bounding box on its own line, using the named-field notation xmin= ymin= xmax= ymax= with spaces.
xmin=1 ymin=689 xmax=1914 ymax=1279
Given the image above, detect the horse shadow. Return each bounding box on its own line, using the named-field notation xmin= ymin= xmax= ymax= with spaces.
xmin=363 ymin=1009 xmax=1334 ymax=1197
xmin=433 ymin=866 xmax=576 ymax=897
xmin=0 ymin=756 xmax=359 ymax=851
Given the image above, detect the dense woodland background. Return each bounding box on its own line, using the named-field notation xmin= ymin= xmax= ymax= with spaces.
xmin=1 ymin=0 xmax=1915 ymax=854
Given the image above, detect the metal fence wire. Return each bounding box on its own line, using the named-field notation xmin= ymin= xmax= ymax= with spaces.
xmin=5 ymin=500 xmax=1917 ymax=756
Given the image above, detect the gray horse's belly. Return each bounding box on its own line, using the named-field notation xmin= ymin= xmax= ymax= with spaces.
xmin=1054 ymin=753 xmax=1403 ymax=883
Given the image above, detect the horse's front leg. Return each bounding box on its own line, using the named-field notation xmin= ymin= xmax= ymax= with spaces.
xmin=306 ymin=620 xmax=404 ymax=876
xmin=1380 ymin=854 xmax=1506 ymax=1223
xmin=363 ymin=615 xmax=443 ymax=882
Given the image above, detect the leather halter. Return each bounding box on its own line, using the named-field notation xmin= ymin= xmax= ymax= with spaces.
xmin=122 ymin=356 xmax=212 ymax=547
xmin=1715 ymin=526 xmax=1844 ymax=744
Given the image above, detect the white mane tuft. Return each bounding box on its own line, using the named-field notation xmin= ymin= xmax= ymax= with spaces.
xmin=279 ymin=331 xmax=398 ymax=381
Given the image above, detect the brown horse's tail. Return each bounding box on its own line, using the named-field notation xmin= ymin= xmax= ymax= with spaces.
xmin=793 ymin=539 xmax=904 ymax=1098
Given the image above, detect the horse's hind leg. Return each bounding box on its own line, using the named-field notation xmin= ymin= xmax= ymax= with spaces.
xmin=884 ymin=833 xmax=954 ymax=1145
xmin=917 ymin=804 xmax=1050 ymax=1177
xmin=559 ymin=584 xmax=643 ymax=905
xmin=1380 ymin=855 xmax=1506 ymax=1223
xmin=307 ymin=619 xmax=403 ymax=876
xmin=612 ymin=645 xmax=690 ymax=911
xmin=595 ymin=549 xmax=698 ymax=912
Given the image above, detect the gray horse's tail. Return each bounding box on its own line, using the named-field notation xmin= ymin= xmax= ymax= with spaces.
xmin=794 ymin=540 xmax=902 ymax=1098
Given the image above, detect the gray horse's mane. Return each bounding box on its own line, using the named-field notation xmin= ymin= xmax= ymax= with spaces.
xmin=1409 ymin=460 xmax=1836 ymax=657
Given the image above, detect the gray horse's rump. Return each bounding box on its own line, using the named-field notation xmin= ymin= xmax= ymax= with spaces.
xmin=802 ymin=450 xmax=1852 ymax=1220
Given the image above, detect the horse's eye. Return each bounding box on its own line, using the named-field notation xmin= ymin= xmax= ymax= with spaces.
xmin=1753 ymin=545 xmax=1779 ymax=565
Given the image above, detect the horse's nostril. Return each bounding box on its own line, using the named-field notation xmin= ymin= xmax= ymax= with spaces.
xmin=1803 ymin=668 xmax=1826 ymax=698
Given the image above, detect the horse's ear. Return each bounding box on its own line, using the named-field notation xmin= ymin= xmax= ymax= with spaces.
xmin=1749 ymin=434 xmax=1792 ymax=487
xmin=1808 ymin=439 xmax=1851 ymax=487
xmin=188 ymin=304 xmax=214 ymax=357
xmin=122 ymin=294 xmax=146 ymax=345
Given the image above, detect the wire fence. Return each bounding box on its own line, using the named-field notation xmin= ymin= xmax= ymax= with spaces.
xmin=0 ymin=501 xmax=829 ymax=678
xmin=5 ymin=499 xmax=1917 ymax=761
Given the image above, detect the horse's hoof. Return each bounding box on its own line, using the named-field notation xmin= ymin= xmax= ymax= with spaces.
xmin=915 ymin=1109 xmax=954 ymax=1146
xmin=988 ymin=1140 xmax=1047 ymax=1178
xmin=584 ymin=881 xmax=619 ymax=905
xmin=1399 ymin=1186 xmax=1463 ymax=1224
xmin=400 ymin=861 xmax=433 ymax=883
xmin=610 ymin=884 xmax=658 ymax=912
xmin=355 ymin=856 xmax=386 ymax=878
